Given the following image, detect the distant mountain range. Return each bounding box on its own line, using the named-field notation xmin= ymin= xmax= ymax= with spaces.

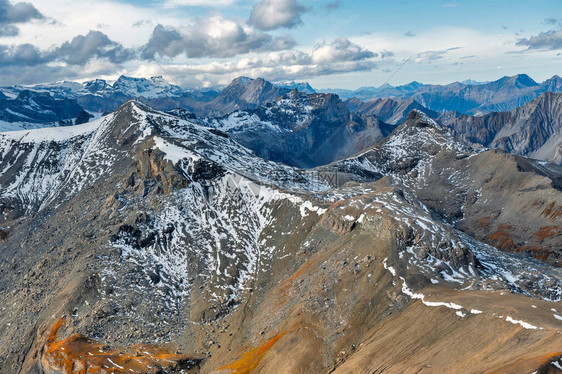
xmin=1 ymin=74 xmax=561 ymax=165
xmin=321 ymin=74 xmax=562 ymax=115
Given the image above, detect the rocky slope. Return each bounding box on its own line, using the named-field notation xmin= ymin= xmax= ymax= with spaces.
xmin=441 ymin=91 xmax=562 ymax=164
xmin=324 ymin=110 xmax=562 ymax=267
xmin=192 ymin=77 xmax=290 ymax=117
xmin=0 ymin=102 xmax=560 ymax=374
xmin=207 ymin=90 xmax=395 ymax=168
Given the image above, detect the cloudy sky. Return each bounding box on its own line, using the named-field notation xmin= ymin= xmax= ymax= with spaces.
xmin=1 ymin=0 xmax=561 ymax=89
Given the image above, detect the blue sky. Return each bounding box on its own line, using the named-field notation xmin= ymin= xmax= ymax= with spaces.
xmin=0 ymin=0 xmax=561 ymax=88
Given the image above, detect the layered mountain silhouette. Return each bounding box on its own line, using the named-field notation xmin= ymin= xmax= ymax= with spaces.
xmin=2 ymin=74 xmax=561 ymax=167
xmin=326 ymin=74 xmax=562 ymax=115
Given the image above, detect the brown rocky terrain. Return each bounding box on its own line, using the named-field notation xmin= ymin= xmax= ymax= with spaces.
xmin=326 ymin=110 xmax=562 ymax=267
xmin=0 ymin=102 xmax=560 ymax=374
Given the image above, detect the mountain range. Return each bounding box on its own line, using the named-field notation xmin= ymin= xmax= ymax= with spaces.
xmin=441 ymin=91 xmax=562 ymax=164
xmin=0 ymin=100 xmax=560 ymax=373
xmin=324 ymin=74 xmax=562 ymax=115
xmin=1 ymin=74 xmax=562 ymax=167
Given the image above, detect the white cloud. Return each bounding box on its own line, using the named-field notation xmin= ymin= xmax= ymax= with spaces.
xmin=132 ymin=37 xmax=379 ymax=88
xmin=141 ymin=15 xmax=296 ymax=59
xmin=249 ymin=0 xmax=308 ymax=31
xmin=312 ymin=38 xmax=376 ymax=64
xmin=163 ymin=0 xmax=237 ymax=7
xmin=6 ymin=0 xmax=174 ymax=47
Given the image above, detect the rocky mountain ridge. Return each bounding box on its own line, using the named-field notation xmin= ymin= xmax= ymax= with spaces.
xmin=441 ymin=91 xmax=562 ymax=164
xmin=0 ymin=101 xmax=560 ymax=373
xmin=2 ymin=74 xmax=562 ymax=168
xmin=0 ymin=76 xmax=316 ymax=121
xmin=324 ymin=110 xmax=562 ymax=266
xmin=345 ymin=97 xmax=438 ymax=125
xmin=324 ymin=74 xmax=562 ymax=115
xmin=207 ymin=90 xmax=396 ymax=168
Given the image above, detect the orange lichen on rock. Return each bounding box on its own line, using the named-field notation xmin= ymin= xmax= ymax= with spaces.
xmin=486 ymin=224 xmax=517 ymax=250
xmin=541 ymin=202 xmax=562 ymax=221
xmin=42 ymin=318 xmax=201 ymax=374
xmin=477 ymin=215 xmax=493 ymax=228
xmin=216 ymin=331 xmax=288 ymax=374
xmin=533 ymin=225 xmax=561 ymax=241
xmin=516 ymin=245 xmax=553 ymax=262
xmin=487 ymin=352 xmax=562 ymax=374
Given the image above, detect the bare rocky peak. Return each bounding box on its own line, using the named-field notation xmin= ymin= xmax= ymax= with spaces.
xmin=346 ymin=97 xmax=438 ymax=125
xmin=207 ymin=89 xmax=395 ymax=168
xmin=444 ymin=91 xmax=562 ymax=164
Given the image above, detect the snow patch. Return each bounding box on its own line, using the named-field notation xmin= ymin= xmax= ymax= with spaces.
xmin=505 ymin=316 xmax=540 ymax=330
xmin=300 ymin=201 xmax=327 ymax=218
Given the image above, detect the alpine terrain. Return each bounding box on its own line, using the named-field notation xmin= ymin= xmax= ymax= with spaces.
xmin=0 ymin=97 xmax=560 ymax=373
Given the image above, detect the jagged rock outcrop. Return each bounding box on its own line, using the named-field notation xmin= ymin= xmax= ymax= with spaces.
xmin=207 ymin=90 xmax=395 ymax=168
xmin=192 ymin=77 xmax=290 ymax=117
xmin=345 ymin=97 xmax=438 ymax=125
xmin=441 ymin=91 xmax=562 ymax=163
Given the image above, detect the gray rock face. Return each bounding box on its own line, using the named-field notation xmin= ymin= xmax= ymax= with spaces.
xmin=192 ymin=77 xmax=291 ymax=117
xmin=346 ymin=97 xmax=438 ymax=125
xmin=207 ymin=90 xmax=396 ymax=168
xmin=442 ymin=92 xmax=562 ymax=163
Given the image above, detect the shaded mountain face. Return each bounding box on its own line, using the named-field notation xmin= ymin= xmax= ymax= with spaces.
xmin=0 ymin=90 xmax=85 ymax=130
xmin=0 ymin=102 xmax=561 ymax=374
xmin=325 ymin=74 xmax=562 ymax=115
xmin=207 ymin=90 xmax=396 ymax=168
xmin=440 ymin=91 xmax=562 ymax=164
xmin=345 ymin=97 xmax=438 ymax=125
